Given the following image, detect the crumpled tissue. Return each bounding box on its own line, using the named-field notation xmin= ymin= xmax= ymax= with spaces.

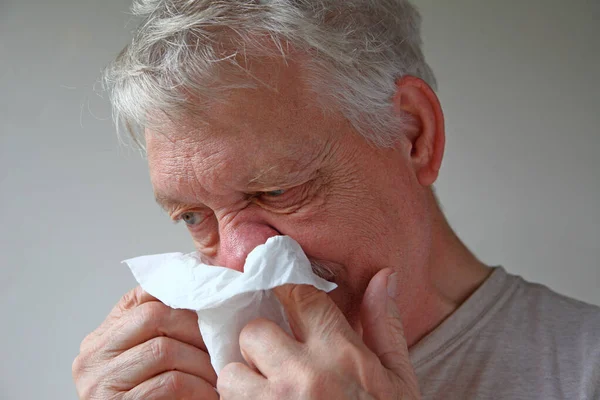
xmin=123 ymin=235 xmax=337 ymax=375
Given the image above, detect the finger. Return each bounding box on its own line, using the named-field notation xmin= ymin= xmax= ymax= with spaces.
xmin=217 ymin=362 xmax=267 ymax=399
xmin=104 ymin=336 xmax=217 ymax=390
xmin=81 ymin=286 xmax=158 ymax=350
xmin=273 ymin=284 xmax=354 ymax=343
xmin=101 ymin=286 xmax=158 ymax=334
xmin=360 ymin=268 xmax=414 ymax=378
xmin=239 ymin=318 xmax=299 ymax=377
xmin=101 ymin=301 xmax=206 ymax=353
xmin=124 ymin=371 xmax=218 ymax=400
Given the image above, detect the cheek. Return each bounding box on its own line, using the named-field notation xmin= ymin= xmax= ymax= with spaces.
xmin=190 ymin=215 xmax=220 ymax=256
xmin=278 ymin=206 xmax=380 ymax=280
xmin=270 ymin=185 xmax=390 ymax=270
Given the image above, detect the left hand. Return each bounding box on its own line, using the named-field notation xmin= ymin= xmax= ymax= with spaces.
xmin=217 ymin=268 xmax=421 ymax=399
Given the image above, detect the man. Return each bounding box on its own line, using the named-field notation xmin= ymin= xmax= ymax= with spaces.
xmin=72 ymin=0 xmax=600 ymax=399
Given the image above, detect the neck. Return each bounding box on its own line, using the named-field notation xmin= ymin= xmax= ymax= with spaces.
xmin=399 ymin=191 xmax=492 ymax=348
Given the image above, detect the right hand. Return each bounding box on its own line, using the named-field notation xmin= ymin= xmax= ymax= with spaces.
xmin=72 ymin=286 xmax=218 ymax=399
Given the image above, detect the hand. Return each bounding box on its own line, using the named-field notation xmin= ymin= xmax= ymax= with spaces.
xmin=217 ymin=268 xmax=421 ymax=399
xmin=72 ymin=286 xmax=218 ymax=399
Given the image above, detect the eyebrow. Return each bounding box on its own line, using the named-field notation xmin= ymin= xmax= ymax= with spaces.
xmin=153 ymin=164 xmax=313 ymax=213
xmin=154 ymin=192 xmax=186 ymax=213
xmin=246 ymin=159 xmax=319 ymax=190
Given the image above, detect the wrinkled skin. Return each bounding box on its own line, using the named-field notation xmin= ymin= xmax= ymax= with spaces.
xmin=73 ymin=287 xmax=219 ymax=399
xmin=73 ymin=59 xmax=489 ymax=399
xmin=217 ymin=271 xmax=421 ymax=399
xmin=145 ymin=62 xmax=439 ymax=329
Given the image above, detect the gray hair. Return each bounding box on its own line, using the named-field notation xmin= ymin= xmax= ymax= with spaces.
xmin=104 ymin=0 xmax=436 ymax=148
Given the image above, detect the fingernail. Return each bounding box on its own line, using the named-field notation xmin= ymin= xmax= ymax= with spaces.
xmin=387 ymin=272 xmax=398 ymax=298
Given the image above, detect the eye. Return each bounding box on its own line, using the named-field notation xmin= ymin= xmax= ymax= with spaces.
xmin=263 ymin=189 xmax=286 ymax=197
xmin=180 ymin=211 xmax=204 ymax=226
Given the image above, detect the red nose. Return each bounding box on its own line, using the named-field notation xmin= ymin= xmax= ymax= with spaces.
xmin=213 ymin=222 xmax=280 ymax=271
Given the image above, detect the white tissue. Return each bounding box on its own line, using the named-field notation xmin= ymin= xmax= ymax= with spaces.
xmin=123 ymin=235 xmax=337 ymax=375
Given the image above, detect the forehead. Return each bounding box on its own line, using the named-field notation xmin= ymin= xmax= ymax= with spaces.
xmin=145 ymin=119 xmax=319 ymax=194
xmin=145 ymin=61 xmax=347 ymax=200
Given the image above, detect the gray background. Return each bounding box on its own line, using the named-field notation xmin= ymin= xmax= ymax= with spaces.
xmin=0 ymin=0 xmax=598 ymax=399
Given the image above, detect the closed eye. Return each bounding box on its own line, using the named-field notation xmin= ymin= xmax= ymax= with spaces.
xmin=262 ymin=189 xmax=287 ymax=197
xmin=253 ymin=185 xmax=307 ymax=212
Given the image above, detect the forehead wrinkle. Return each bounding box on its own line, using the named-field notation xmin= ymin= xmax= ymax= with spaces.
xmin=247 ymin=165 xmax=280 ymax=187
xmin=246 ymin=161 xmax=320 ymax=192
xmin=150 ymin=152 xmax=215 ymax=213
xmin=246 ymin=137 xmax=336 ymax=190
xmin=246 ymin=161 xmax=310 ymax=190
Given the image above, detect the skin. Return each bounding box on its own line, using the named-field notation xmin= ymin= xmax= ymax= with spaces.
xmin=73 ymin=58 xmax=491 ymax=399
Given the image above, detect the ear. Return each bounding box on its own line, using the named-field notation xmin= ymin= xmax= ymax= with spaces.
xmin=392 ymin=76 xmax=445 ymax=186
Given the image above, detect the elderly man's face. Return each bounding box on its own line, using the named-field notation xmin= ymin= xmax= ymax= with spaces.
xmin=146 ymin=60 xmax=433 ymax=324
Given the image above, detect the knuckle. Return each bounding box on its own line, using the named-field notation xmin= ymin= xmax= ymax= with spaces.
xmin=239 ymin=318 xmax=271 ymax=345
xmin=135 ymin=301 xmax=169 ymax=332
xmin=118 ymin=286 xmax=146 ymax=310
xmin=79 ymin=328 xmax=102 ymax=353
xmin=218 ymin=362 xmax=240 ymax=380
xmin=77 ymin=382 xmax=104 ymax=400
xmin=72 ymin=351 xmax=99 ymax=380
xmin=332 ymin=341 xmax=379 ymax=384
xmin=217 ymin=362 xmax=245 ymax=393
xmin=72 ymin=346 xmax=122 ymax=400
xmin=290 ymin=285 xmax=326 ymax=308
xmin=241 ymin=317 xmax=267 ymax=333
xmin=148 ymin=336 xmax=175 ymax=366
xmin=162 ymin=371 xmax=189 ymax=395
xmin=79 ymin=333 xmax=93 ymax=353
xmin=72 ymin=354 xmax=108 ymax=399
xmin=335 ymin=341 xmax=373 ymax=366
xmin=270 ymin=365 xmax=326 ymax=399
xmin=71 ymin=354 xmax=86 ymax=378
xmin=288 ymin=286 xmax=343 ymax=331
xmin=72 ymin=358 xmax=104 ymax=400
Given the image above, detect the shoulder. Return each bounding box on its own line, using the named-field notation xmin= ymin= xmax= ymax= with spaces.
xmin=501 ymin=271 xmax=600 ymax=387
xmin=484 ymin=269 xmax=600 ymax=356
xmin=507 ymin=274 xmax=600 ymax=342
xmin=489 ymin=270 xmax=600 ymax=397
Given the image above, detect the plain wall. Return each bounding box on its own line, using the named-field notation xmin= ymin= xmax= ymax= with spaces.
xmin=0 ymin=1 xmax=598 ymax=399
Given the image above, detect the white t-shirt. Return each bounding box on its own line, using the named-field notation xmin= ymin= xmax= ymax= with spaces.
xmin=410 ymin=267 xmax=600 ymax=400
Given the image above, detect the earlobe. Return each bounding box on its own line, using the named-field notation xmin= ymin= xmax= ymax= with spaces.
xmin=393 ymin=76 xmax=445 ymax=187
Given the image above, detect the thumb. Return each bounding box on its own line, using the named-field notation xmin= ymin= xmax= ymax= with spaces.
xmin=360 ymin=268 xmax=412 ymax=376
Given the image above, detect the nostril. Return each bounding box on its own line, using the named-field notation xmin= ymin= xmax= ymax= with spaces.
xmin=217 ymin=223 xmax=280 ymax=272
xmin=268 ymin=225 xmax=283 ymax=236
